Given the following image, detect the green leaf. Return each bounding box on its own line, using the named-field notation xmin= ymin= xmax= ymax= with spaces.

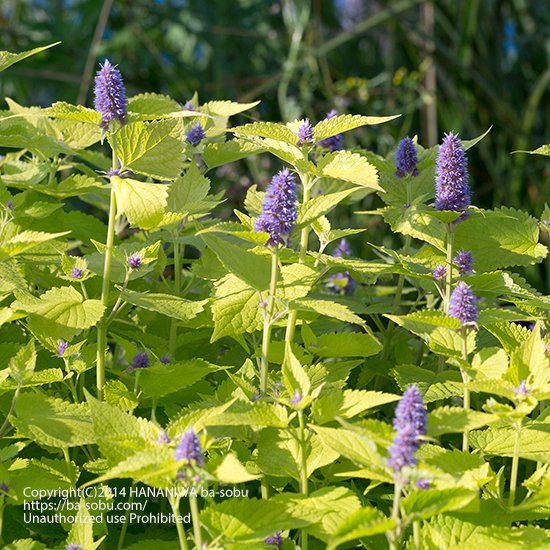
xmin=139 ymin=359 xmax=218 ymax=397
xmin=0 ymin=42 xmax=60 ymax=72
xmin=46 ymin=101 xmax=102 ymax=124
xmin=401 ymin=487 xmax=477 ymax=521
xmin=312 ymin=390 xmax=400 ymax=424
xmin=313 ymin=113 xmax=400 ymax=141
xmin=120 ymin=288 xmax=207 ymax=321
xmin=211 ymin=274 xmax=263 ymax=341
xmin=512 ymin=144 xmax=550 ymax=156
xmin=317 ymin=151 xmax=382 ymax=191
xmin=128 ymin=93 xmax=181 ymax=115
xmin=232 ymin=121 xmax=299 ymax=145
xmin=12 ymin=286 xmax=105 ymax=340
xmin=8 ymin=340 xmax=36 ymax=384
xmin=454 ymin=207 xmax=548 ymax=270
xmin=327 ymin=506 xmax=396 ymax=550
xmin=200 ymin=233 xmax=271 ymax=290
xmin=428 ymin=407 xmax=497 ymax=437
xmin=291 ymin=297 xmax=365 ymax=326
xmin=201 ymin=497 xmax=310 ymax=542
xmin=282 ymin=345 xmax=311 ymax=397
xmin=167 ymin=160 xmax=210 ymax=215
xmin=111 ymin=175 xmax=168 ymax=230
xmin=296 ymin=188 xmax=360 ymax=228
xmin=66 ymin=498 xmax=102 ymax=550
xmin=104 ymin=380 xmax=138 ymax=413
xmin=215 ymin=453 xmax=262 ymax=483
xmin=0 ymin=230 xmax=69 ymax=258
xmin=12 ymin=392 xmax=94 ymax=448
xmin=113 ymin=119 xmax=183 ymax=179
xmin=203 ymin=139 xmax=264 ymax=169
xmin=309 ymin=331 xmax=382 ymax=358
xmin=202 ymin=99 xmax=260 ymax=117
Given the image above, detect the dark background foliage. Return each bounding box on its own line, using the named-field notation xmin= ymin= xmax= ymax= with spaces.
xmin=1 ymin=0 xmax=549 ymax=286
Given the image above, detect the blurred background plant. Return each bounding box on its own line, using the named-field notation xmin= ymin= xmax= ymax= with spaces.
xmin=1 ymin=0 xmax=549 ymax=288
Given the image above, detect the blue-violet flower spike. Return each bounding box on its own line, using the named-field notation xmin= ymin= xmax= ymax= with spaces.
xmin=70 ymin=267 xmax=83 ymax=279
xmin=435 ymin=132 xmax=470 ymax=213
xmin=57 ymin=340 xmax=70 ymax=357
xmin=433 ymin=265 xmax=446 ymax=281
xmin=318 ymin=109 xmax=343 ymax=151
xmin=297 ymin=118 xmax=314 ymax=146
xmin=130 ymin=352 xmax=150 ymax=371
xmin=388 ymin=384 xmax=427 ymax=473
xmin=265 ymin=532 xmax=284 ymax=549
xmin=453 ymin=250 xmax=474 ymax=276
xmin=128 ymin=254 xmax=142 ymax=269
xmin=395 ymin=137 xmax=419 ymax=178
xmin=94 ymin=60 xmax=128 ymax=131
xmin=254 ymin=168 xmax=298 ymax=246
xmin=175 ymin=429 xmax=204 ymax=466
xmin=449 ymin=281 xmax=478 ymax=325
xmin=186 ymin=122 xmax=206 ymax=146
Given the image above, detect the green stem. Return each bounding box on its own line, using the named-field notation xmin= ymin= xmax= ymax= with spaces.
xmin=169 ymin=233 xmax=182 ymax=358
xmin=260 ymin=251 xmax=279 ymax=395
xmin=96 ymin=184 xmax=117 ymax=400
xmin=461 ymin=331 xmax=470 ymax=452
xmin=388 ymin=479 xmax=403 ymax=550
xmin=189 ymin=495 xmax=203 ymax=549
xmin=169 ymin=497 xmax=189 ymax=550
xmin=284 ymin=182 xmax=311 ymax=355
xmin=508 ymin=420 xmax=522 ymax=507
xmin=298 ymin=410 xmax=309 ymax=550
xmin=0 ymin=384 xmax=21 ymax=439
xmin=444 ymin=223 xmax=455 ymax=312
xmin=413 ymin=520 xmax=420 ymax=549
xmin=116 ymin=490 xmax=134 ymax=550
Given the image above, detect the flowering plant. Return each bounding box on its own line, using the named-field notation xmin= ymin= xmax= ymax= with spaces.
xmin=0 ymin=43 xmax=549 ymax=550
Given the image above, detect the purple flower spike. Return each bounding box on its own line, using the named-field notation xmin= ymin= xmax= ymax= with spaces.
xmin=453 ymin=250 xmax=474 ymax=276
xmin=395 ymin=137 xmax=419 ymax=178
xmin=416 ymin=479 xmax=431 ymax=490
xmin=130 ymin=351 xmax=150 ymax=371
xmin=66 ymin=544 xmax=84 ymax=550
xmin=57 ymin=340 xmax=70 ymax=357
xmin=70 ymin=267 xmax=83 ymax=279
xmin=186 ymin=122 xmax=206 ymax=146
xmin=435 ymin=132 xmax=470 ymax=213
xmin=175 ymin=429 xmax=204 ymax=466
xmin=433 ymin=265 xmax=446 ymax=281
xmin=388 ymin=384 xmax=427 ymax=473
xmin=128 ymin=254 xmax=142 ymax=269
xmin=290 ymin=390 xmax=302 ymax=404
xmin=449 ymin=281 xmax=478 ymax=326
xmin=183 ymin=99 xmax=195 ymax=111
xmin=254 ymin=168 xmax=298 ymax=246
xmin=318 ymin=109 xmax=343 ymax=151
xmin=297 ymin=118 xmax=314 ymax=146
xmin=160 ymin=355 xmax=171 ymax=364
xmin=265 ymin=532 xmax=284 ymax=549
xmin=157 ymin=430 xmax=171 ymax=444
xmin=94 ymin=60 xmax=128 ymax=131
xmin=333 ymin=238 xmax=352 ymax=258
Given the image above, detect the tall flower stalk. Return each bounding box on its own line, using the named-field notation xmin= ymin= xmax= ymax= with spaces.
xmin=449 ymin=281 xmax=478 ymax=451
xmin=93 ymin=60 xmax=128 ymax=399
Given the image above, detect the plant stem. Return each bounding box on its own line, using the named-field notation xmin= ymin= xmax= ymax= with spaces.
xmin=298 ymin=410 xmax=309 ymax=550
xmin=413 ymin=520 xmax=421 ymax=549
xmin=461 ymin=331 xmax=470 ymax=452
xmin=169 ymin=497 xmax=189 ymax=550
xmin=0 ymin=384 xmax=21 ymax=439
xmin=260 ymin=251 xmax=279 ymax=395
xmin=508 ymin=420 xmax=522 ymax=507
xmin=169 ymin=232 xmax=182 ymax=358
xmin=116 ymin=491 xmax=134 ymax=550
xmin=284 ymin=181 xmax=311 ymax=354
xmin=444 ymin=223 xmax=455 ymax=312
xmin=189 ymin=495 xmax=203 ymax=549
xmin=388 ymin=479 xmax=403 ymax=550
xmin=96 ymin=182 xmax=118 ymax=400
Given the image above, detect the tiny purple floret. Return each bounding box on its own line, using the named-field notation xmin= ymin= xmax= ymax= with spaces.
xmin=186 ymin=122 xmax=206 ymax=146
xmin=57 ymin=340 xmax=70 ymax=357
xmin=265 ymin=531 xmax=284 ymax=549
xmin=297 ymin=118 xmax=314 ymax=146
xmin=453 ymin=250 xmax=474 ymax=276
xmin=416 ymin=479 xmax=431 ymax=490
xmin=433 ymin=265 xmax=447 ymax=281
xmin=290 ymin=390 xmax=302 ymax=404
xmin=175 ymin=429 xmax=204 ymax=466
xmin=70 ymin=267 xmax=83 ymax=279
xmin=157 ymin=430 xmax=171 ymax=444
xmin=160 ymin=355 xmax=171 ymax=364
xmin=128 ymin=254 xmax=142 ymax=269
xmin=66 ymin=544 xmax=84 ymax=550
xmin=130 ymin=351 xmax=150 ymax=371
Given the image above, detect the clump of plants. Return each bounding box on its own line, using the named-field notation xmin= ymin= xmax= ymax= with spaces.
xmin=0 ymin=43 xmax=549 ymax=550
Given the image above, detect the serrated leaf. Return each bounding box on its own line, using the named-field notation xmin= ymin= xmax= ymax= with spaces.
xmin=513 ymin=144 xmax=550 ymax=156
xmin=46 ymin=101 xmax=102 ymax=124
xmin=283 ymin=345 xmax=311 ymax=397
xmin=128 ymin=93 xmax=181 ymax=115
xmin=120 ymin=288 xmax=207 ymax=321
xmin=291 ymin=297 xmax=365 ymax=326
xmin=313 ymin=113 xmax=400 ymax=141
xmin=167 ymin=160 xmax=210 ymax=214
xmin=111 ymin=176 xmax=168 ymax=230
xmin=12 ymin=393 xmax=94 ymax=448
xmin=0 ymin=42 xmax=60 ymax=72
xmin=203 ymin=139 xmax=264 ymax=169
xmin=113 ymin=119 xmax=183 ymax=179
xmin=401 ymin=487 xmax=477 ymax=521
xmin=215 ymin=453 xmax=262 ymax=483
xmin=203 ymin=99 xmax=260 ymax=117
xmin=309 ymin=331 xmax=382 ymax=358
xmin=0 ymin=230 xmax=69 ymax=257
xmin=296 ymin=188 xmax=360 ymax=228
xmin=232 ymin=121 xmax=299 ymax=145
xmin=428 ymin=407 xmax=497 ymax=437
xmin=8 ymin=340 xmax=36 ymax=384
xmin=317 ymin=151 xmax=382 ymax=191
